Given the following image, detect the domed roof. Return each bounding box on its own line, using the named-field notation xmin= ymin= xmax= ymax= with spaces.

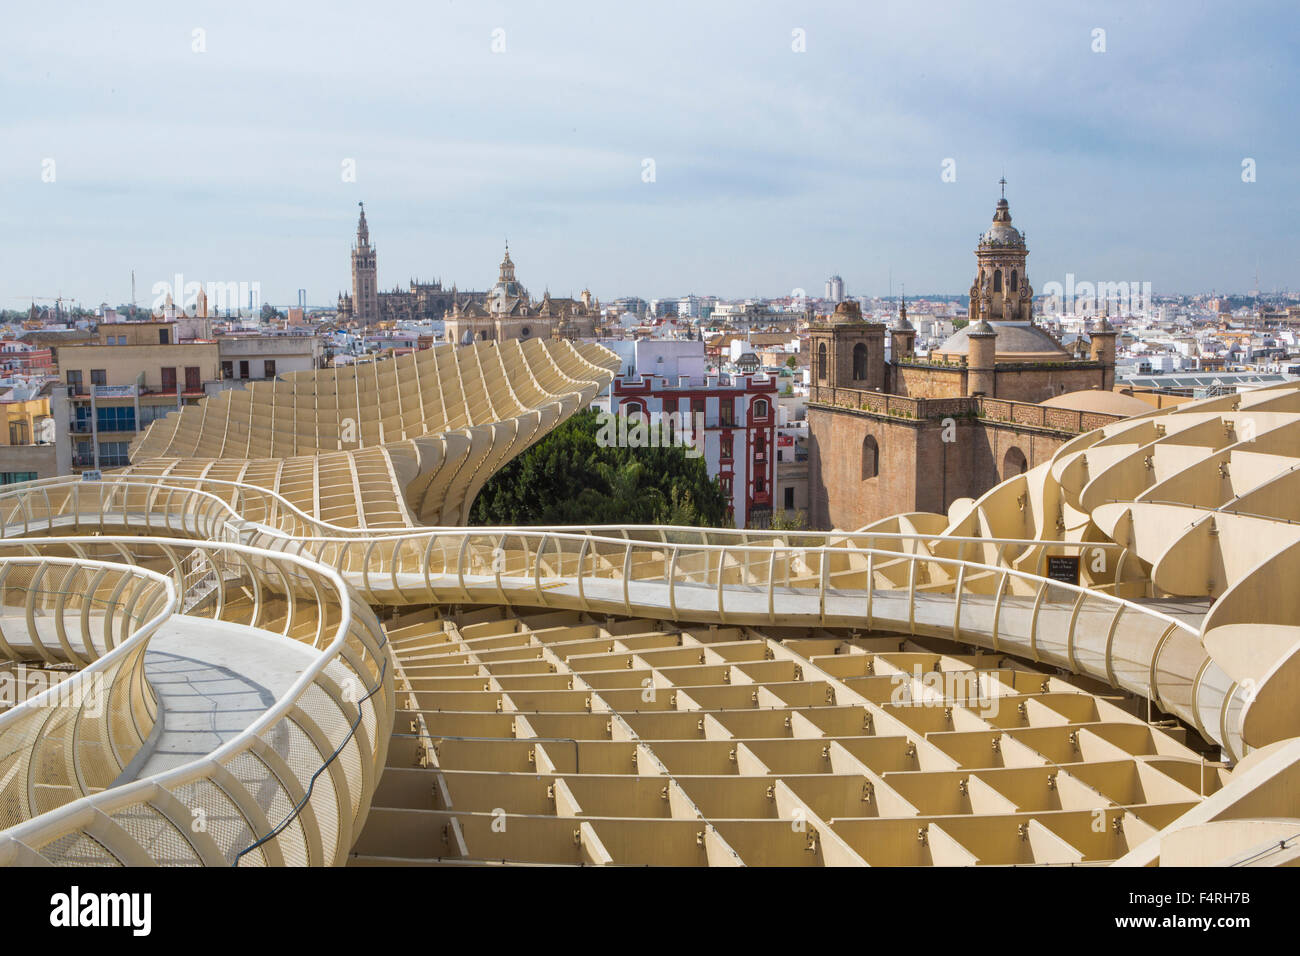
xmin=488 ymin=242 xmax=527 ymax=311
xmin=1040 ymin=389 xmax=1153 ymax=417
xmin=831 ymin=300 xmax=864 ymax=324
xmin=935 ymin=321 xmax=1069 ymax=361
xmin=979 ymin=198 xmax=1024 ymax=248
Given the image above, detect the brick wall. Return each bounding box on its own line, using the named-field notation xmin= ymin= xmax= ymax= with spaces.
xmin=890 ymin=363 xmax=967 ymax=399
xmin=807 ymin=395 xmax=1124 ymax=531
xmin=983 ymin=364 xmax=1109 ymax=403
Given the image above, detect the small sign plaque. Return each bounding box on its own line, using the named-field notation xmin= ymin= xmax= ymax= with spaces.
xmin=1046 ymin=555 xmax=1080 ymax=585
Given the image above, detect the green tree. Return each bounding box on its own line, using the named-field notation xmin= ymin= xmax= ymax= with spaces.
xmin=469 ymin=409 xmax=728 ymax=527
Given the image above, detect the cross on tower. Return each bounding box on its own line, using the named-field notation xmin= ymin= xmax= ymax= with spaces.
xmin=999 ymin=176 xmax=1007 ymax=198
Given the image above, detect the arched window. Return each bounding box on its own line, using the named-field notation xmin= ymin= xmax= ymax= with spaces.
xmin=753 ymin=399 xmax=769 ymax=419
xmin=861 ymin=435 xmax=879 ymax=480
xmin=1009 ymin=270 xmax=1018 ymax=292
xmin=993 ymin=269 xmax=1003 ymax=293
xmin=853 ymin=342 xmax=868 ymax=380
xmin=1003 ymin=446 xmax=1027 ymax=478
xmin=623 ymin=401 xmax=645 ymax=419
xmin=817 ymin=342 xmax=828 ymax=381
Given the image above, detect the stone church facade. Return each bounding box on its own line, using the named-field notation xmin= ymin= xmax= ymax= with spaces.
xmin=807 ymin=191 xmax=1124 ymax=531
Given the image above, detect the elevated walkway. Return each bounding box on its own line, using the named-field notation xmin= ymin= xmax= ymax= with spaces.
xmin=131 ymin=617 xmax=322 ymax=779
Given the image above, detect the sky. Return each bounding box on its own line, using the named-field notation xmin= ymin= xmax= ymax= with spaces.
xmin=2 ymin=0 xmax=1297 ymax=308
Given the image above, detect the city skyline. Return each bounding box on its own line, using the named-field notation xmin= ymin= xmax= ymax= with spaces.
xmin=3 ymin=1 xmax=1298 ymax=307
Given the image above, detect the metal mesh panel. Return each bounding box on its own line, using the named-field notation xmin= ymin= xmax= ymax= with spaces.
xmin=224 ymin=750 xmax=310 ymax=866
xmin=167 ymin=777 xmax=263 ymax=867
xmin=262 ymin=716 xmax=341 ymax=865
xmin=35 ymin=829 xmax=123 ymax=866
xmin=109 ymin=803 xmax=202 ymax=866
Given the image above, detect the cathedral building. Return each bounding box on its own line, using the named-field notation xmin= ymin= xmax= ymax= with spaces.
xmin=337 ymin=203 xmax=487 ymax=325
xmin=442 ymin=243 xmax=602 ymax=345
xmin=338 ymin=206 xmax=601 ymax=341
xmin=807 ymin=187 xmax=1129 ymax=530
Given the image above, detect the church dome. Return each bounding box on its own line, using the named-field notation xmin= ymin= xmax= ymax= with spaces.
xmin=488 ymin=242 xmax=527 ymax=312
xmin=831 ymin=300 xmax=863 ymax=324
xmin=979 ymin=198 xmax=1025 ymax=248
xmin=935 ymin=321 xmax=1069 ymax=361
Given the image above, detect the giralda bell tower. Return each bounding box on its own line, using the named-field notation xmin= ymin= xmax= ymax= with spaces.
xmin=351 ymin=202 xmax=379 ymax=325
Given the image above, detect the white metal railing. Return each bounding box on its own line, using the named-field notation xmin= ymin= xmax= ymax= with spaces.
xmin=0 ymin=472 xmax=1243 ymax=866
xmin=0 ymin=538 xmax=394 ymax=867
xmin=0 ymin=556 xmax=175 ymax=831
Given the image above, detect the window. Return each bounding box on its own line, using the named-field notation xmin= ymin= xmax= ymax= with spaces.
xmin=720 ymin=476 xmax=733 ymax=496
xmin=719 ymin=400 xmax=734 ymax=427
xmin=520 ymin=327 xmax=530 ymax=338
xmin=755 ymin=476 xmax=766 ymax=493
xmin=993 ymin=269 xmax=1002 ymax=293
xmin=784 ymin=486 xmax=795 ymax=510
xmin=158 ymin=328 xmax=170 ymax=345
xmin=1010 ymin=270 xmax=1018 ymax=292
xmin=861 ymin=435 xmax=879 ymax=480
xmin=720 ymin=435 xmax=734 ymax=459
xmin=8 ymin=421 xmax=29 ymax=445
xmin=161 ymin=367 xmax=177 ymax=392
xmin=185 ymin=366 xmax=201 ymax=391
xmin=98 ymin=441 xmax=130 ymax=468
xmin=755 ymin=433 xmax=767 ymax=455
xmin=0 ymin=472 xmax=38 ymax=485
xmin=622 ymin=401 xmax=645 ymax=418
xmin=753 ymin=399 xmax=769 ymax=419
xmin=66 ymin=369 xmax=82 ymax=388
xmin=90 ymin=369 xmax=107 ymax=387
xmin=853 ymin=343 xmax=868 ymax=380
xmin=239 ymin=360 xmax=250 ymax=379
xmin=96 ymin=405 xmax=137 ymax=433
xmin=817 ymin=342 xmax=827 ymax=381
xmin=264 ymin=359 xmax=277 ymax=378
xmin=221 ymin=361 xmax=233 ymax=379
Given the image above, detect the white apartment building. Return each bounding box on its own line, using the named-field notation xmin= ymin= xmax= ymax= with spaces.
xmin=611 ymin=340 xmax=778 ymax=529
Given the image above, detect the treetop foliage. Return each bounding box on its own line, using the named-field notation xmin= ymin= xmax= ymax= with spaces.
xmin=469 ymin=408 xmax=729 ymax=528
